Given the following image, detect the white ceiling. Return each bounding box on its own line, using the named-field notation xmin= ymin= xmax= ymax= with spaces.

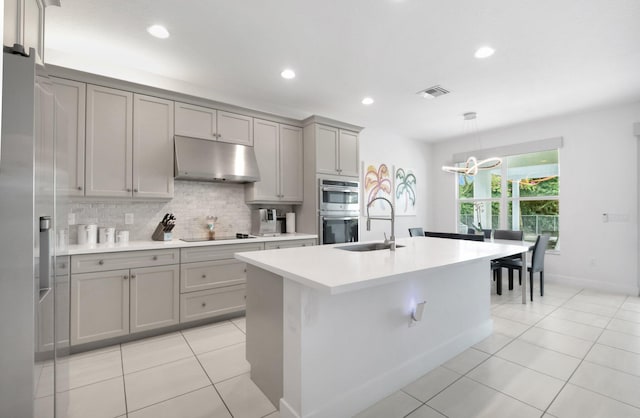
xmin=45 ymin=0 xmax=640 ymax=141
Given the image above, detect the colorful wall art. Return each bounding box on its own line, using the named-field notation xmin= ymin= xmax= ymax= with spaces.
xmin=394 ymin=167 xmax=417 ymax=216
xmin=363 ymin=162 xmax=393 ymax=216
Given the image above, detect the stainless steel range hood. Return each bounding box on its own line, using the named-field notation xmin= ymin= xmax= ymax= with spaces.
xmin=174 ymin=135 xmax=260 ymax=183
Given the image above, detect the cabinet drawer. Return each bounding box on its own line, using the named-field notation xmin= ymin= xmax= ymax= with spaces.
xmin=180 ymin=242 xmax=264 ymax=263
xmin=181 ymin=259 xmax=247 ymax=293
xmin=180 ymin=284 xmax=246 ymax=323
xmin=71 ymin=249 xmax=179 ymax=273
xmin=264 ymin=239 xmax=316 ymax=250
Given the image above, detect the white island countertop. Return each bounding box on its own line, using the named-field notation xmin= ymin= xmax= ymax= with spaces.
xmin=236 ymin=236 xmax=528 ymax=295
xmin=62 ymin=233 xmax=317 ymax=256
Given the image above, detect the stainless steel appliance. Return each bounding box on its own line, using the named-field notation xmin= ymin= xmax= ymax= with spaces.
xmin=319 ymin=178 xmax=360 ymax=212
xmin=318 ymin=178 xmax=360 ymax=245
xmin=251 ymin=208 xmax=278 ymax=236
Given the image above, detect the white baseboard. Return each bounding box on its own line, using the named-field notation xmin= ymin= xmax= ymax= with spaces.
xmin=546 ymin=273 xmax=639 ymax=296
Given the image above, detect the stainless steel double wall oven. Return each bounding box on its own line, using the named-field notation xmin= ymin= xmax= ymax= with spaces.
xmin=318 ymin=178 xmax=359 ymax=245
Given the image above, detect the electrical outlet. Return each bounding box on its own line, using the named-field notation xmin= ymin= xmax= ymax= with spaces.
xmin=68 ymin=213 xmax=76 ymax=225
xmin=125 ymin=213 xmax=134 ymax=225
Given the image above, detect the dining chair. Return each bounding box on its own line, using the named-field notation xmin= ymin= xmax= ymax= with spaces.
xmin=492 ymin=230 xmax=524 ymax=290
xmin=408 ymin=227 xmax=424 ymax=237
xmin=482 ymin=229 xmax=492 ymax=239
xmin=496 ymin=234 xmax=550 ymax=301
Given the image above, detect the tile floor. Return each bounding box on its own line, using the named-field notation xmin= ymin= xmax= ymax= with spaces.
xmin=34 ymin=283 xmax=640 ymax=417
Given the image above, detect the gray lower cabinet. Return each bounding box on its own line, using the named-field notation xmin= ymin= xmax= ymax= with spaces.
xmin=130 ymin=265 xmax=180 ymax=333
xmin=180 ymin=284 xmax=247 ymax=323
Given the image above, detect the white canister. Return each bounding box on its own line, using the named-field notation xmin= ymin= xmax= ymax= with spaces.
xmin=86 ymin=224 xmax=98 ymax=244
xmin=99 ymin=227 xmax=115 ymax=244
xmin=77 ymin=224 xmax=89 ymax=245
xmin=116 ymin=230 xmax=129 ymax=244
xmin=286 ymin=212 xmax=296 ymax=233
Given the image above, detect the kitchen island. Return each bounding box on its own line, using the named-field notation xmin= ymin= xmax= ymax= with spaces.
xmin=235 ymin=236 xmax=529 ymax=418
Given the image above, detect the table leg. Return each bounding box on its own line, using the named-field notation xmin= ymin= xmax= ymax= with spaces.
xmin=521 ymin=250 xmax=528 ymax=304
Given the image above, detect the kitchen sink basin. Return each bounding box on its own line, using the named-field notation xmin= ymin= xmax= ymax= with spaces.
xmin=337 ymin=243 xmax=405 ymax=252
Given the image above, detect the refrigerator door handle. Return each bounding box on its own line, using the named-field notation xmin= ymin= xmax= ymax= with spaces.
xmin=39 ymin=216 xmax=52 ymax=301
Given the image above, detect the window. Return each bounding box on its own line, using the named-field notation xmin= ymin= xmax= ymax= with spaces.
xmin=456 ymin=149 xmax=559 ymax=249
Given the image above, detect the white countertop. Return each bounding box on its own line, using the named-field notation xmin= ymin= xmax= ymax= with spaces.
xmin=61 ymin=233 xmax=317 ymax=256
xmin=235 ymin=236 xmax=529 ymax=295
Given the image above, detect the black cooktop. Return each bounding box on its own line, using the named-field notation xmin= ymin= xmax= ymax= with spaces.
xmin=180 ymin=234 xmax=255 ymax=242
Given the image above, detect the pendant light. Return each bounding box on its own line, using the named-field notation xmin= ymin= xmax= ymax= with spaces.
xmin=441 ymin=112 xmax=502 ymax=175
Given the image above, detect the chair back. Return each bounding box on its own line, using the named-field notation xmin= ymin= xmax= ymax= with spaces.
xmin=482 ymin=229 xmax=492 ymax=239
xmin=408 ymin=227 xmax=424 ymax=237
xmin=531 ymin=234 xmax=550 ymax=273
xmin=494 ymin=229 xmax=524 ymax=241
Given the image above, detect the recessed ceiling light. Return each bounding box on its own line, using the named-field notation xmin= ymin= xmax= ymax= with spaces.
xmin=474 ymin=46 xmax=495 ymax=59
xmin=281 ymin=69 xmax=296 ymax=79
xmin=147 ymin=24 xmax=170 ymax=39
xmin=361 ymin=97 xmax=374 ymax=105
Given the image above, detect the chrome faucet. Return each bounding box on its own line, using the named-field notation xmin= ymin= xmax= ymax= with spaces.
xmin=366 ymin=196 xmax=396 ymax=251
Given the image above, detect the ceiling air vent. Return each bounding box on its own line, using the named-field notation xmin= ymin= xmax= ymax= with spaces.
xmin=417 ymin=85 xmax=450 ymax=99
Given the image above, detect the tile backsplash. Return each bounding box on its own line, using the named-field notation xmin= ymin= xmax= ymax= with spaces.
xmin=64 ymin=181 xmax=292 ymax=243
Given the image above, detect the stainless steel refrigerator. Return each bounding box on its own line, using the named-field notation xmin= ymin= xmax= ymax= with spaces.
xmin=1 ymin=50 xmax=69 ymax=418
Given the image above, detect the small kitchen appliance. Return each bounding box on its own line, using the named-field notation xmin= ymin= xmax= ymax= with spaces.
xmin=251 ymin=208 xmax=278 ymax=236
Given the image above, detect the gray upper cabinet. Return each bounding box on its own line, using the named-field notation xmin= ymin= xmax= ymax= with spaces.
xmin=85 ymin=85 xmax=133 ymax=198
xmin=175 ymin=102 xmax=253 ymax=146
xmin=51 ymin=77 xmax=86 ymax=197
xmin=86 ymin=85 xmax=174 ymax=199
xmin=315 ymin=124 xmax=359 ymax=177
xmin=245 ymin=119 xmax=302 ymax=203
xmin=133 ymin=94 xmax=175 ymax=199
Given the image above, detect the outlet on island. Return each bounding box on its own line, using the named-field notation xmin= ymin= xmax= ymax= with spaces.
xmin=125 ymin=213 xmax=134 ymax=225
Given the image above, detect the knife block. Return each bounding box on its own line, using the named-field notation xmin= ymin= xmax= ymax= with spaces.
xmin=152 ymin=223 xmax=172 ymax=241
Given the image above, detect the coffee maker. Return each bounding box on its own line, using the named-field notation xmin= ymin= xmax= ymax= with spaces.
xmin=251 ymin=208 xmax=278 ymax=236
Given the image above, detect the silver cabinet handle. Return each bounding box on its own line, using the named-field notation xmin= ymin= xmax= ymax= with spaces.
xmin=201 ymin=302 xmax=207 ymax=307
xmin=98 ymin=260 xmax=104 ymax=265
xmin=244 ymin=268 xmax=247 ymax=273
xmin=60 ymin=263 xmax=66 ymax=268
xmin=202 ymin=274 xmax=207 ymax=278
xmin=77 ymin=186 xmax=82 ymax=191
xmin=123 ymin=275 xmax=128 ymax=280
xmin=133 ymin=188 xmax=138 ymax=193
xmin=302 ymin=244 xmax=306 ymax=247
xmin=126 ymin=188 xmax=132 ymax=192
xmin=152 ymin=255 xmax=158 ymax=260
xmin=131 ymin=274 xmax=136 ymax=279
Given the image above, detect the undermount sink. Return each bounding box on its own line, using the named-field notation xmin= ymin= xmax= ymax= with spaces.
xmin=337 ymin=243 xmax=405 ymax=252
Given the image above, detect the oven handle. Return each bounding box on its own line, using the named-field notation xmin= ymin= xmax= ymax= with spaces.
xmin=321 ymin=187 xmax=358 ymax=193
xmin=321 ymin=216 xmax=359 ymax=221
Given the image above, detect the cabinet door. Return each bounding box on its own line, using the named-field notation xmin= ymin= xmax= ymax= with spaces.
xmin=70 ymin=270 xmax=130 ymax=345
xmin=133 ymin=94 xmax=175 ymax=199
xmin=218 ymin=111 xmax=253 ymax=146
xmin=279 ymin=124 xmax=303 ymax=202
xmin=51 ymin=77 xmax=86 ymax=197
xmin=264 ymin=239 xmax=316 ymax=250
xmin=315 ymin=124 xmax=339 ymax=175
xmin=180 ymin=284 xmax=246 ymax=323
xmin=174 ymin=102 xmax=218 ymax=141
xmin=338 ymin=130 xmax=359 ymax=177
xmin=130 ymin=265 xmax=180 ymax=333
xmin=37 ymin=277 xmax=69 ymax=352
xmin=248 ymin=119 xmax=279 ymax=201
xmin=85 ymin=85 xmax=133 ymax=197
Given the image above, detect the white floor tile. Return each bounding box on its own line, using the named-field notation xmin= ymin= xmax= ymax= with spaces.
xmin=570 ymin=361 xmax=640 ymax=408
xmin=122 ymin=332 xmax=194 ymax=374
xmin=402 ymin=366 xmax=461 ymax=402
xmin=585 ymin=343 xmax=640 ymax=377
xmin=608 ymin=318 xmax=640 ymax=337
xmin=537 ymin=295 xmax=572 ymax=307
xmin=442 ymin=348 xmax=489 ymax=375
xmin=467 ymin=356 xmax=564 ymax=410
xmin=550 ymin=307 xmax=610 ymax=328
xmin=125 ymin=357 xmax=211 ymax=412
xmin=215 ymin=373 xmax=276 ymax=418
xmin=575 ymin=292 xmax=626 ymax=307
xmin=406 ymin=405 xmax=446 ymax=418
xmin=473 ymin=332 xmax=514 ymax=354
xmin=231 ymin=316 xmax=246 ymax=333
xmin=496 ymin=339 xmax=581 ymax=380
xmin=128 ymin=386 xmax=231 ymax=418
xmin=182 ymin=322 xmax=246 ymax=355
xmin=598 ymin=329 xmax=640 ymax=354
xmin=263 ymin=412 xmax=280 ymax=418
xmin=563 ymin=300 xmax=619 ymax=317
xmin=34 ymin=395 xmax=53 ymax=418
xmin=354 ymin=390 xmax=422 ymax=418
xmin=491 ymin=317 xmax=530 ymax=338
xmin=536 ymin=316 xmax=603 ymax=342
xmin=548 ymin=383 xmax=640 ymax=418
xmin=198 ymin=342 xmax=250 ymax=383
xmin=492 ymin=304 xmax=546 ymax=325
xmin=427 ymin=376 xmax=542 ymax=418
xmin=616 ymin=309 xmax=640 ymax=324
xmin=55 ymin=377 xmax=126 ymax=418
xmin=519 ymin=327 xmax=593 ymax=359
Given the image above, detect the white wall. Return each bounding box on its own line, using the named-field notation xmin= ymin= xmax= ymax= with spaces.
xmin=359 ymin=128 xmax=432 ymax=241
xmin=430 ymin=101 xmax=640 ymax=295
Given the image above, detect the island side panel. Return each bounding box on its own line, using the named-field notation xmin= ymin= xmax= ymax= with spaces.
xmin=282 ymin=259 xmax=492 ymax=418
xmin=245 ymin=265 xmax=283 ymax=408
